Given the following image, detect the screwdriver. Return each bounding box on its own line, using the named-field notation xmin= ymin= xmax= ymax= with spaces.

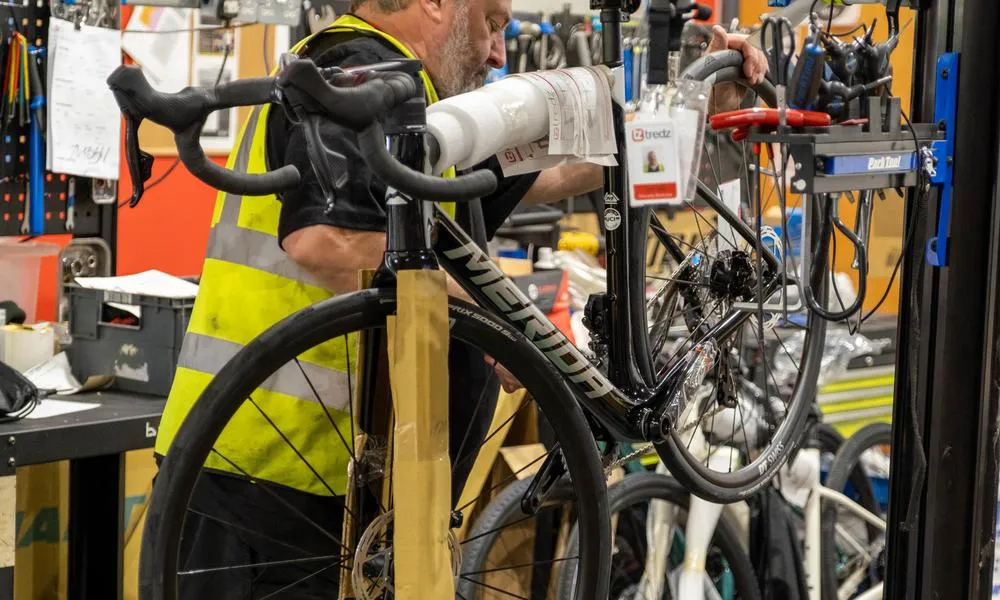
xmin=789 ymin=32 xmax=826 ymax=109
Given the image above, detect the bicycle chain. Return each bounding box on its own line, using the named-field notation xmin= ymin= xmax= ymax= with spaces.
xmin=603 ymin=404 xmax=730 ymax=475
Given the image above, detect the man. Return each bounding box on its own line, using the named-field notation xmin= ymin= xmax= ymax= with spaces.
xmin=158 ymin=0 xmax=767 ymax=595
xmin=645 ymin=150 xmax=665 ymax=173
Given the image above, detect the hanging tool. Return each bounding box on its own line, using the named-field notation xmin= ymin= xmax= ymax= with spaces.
xmin=761 ymin=16 xmax=795 ymax=127
xmin=27 ymin=45 xmax=45 ymax=236
xmin=532 ymin=18 xmax=566 ymax=70
xmin=66 ymin=177 xmax=76 ymax=231
xmin=855 ymin=18 xmax=907 ymax=86
xmin=789 ymin=28 xmax=826 ymax=109
xmin=815 ymin=74 xmax=892 ymax=119
xmin=623 ymin=37 xmax=634 ymax=103
xmin=516 ymin=21 xmax=539 ymax=73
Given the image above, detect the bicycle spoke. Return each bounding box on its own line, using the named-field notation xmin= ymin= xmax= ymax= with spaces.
xmin=294 ymin=358 xmax=358 ymax=466
xmin=772 ymin=327 xmax=801 ymax=372
xmin=452 ymin=396 xmax=532 ymax=475
xmin=185 ymin=508 xmax=312 ymax=557
xmin=209 ymin=448 xmax=350 ymax=552
xmin=461 ymin=555 xmax=579 ymax=577
xmin=179 ymin=554 xmax=343 ymax=576
xmin=246 ymin=395 xmax=342 ymax=499
xmin=460 ymin=513 xmax=536 ymax=546
xmin=734 ymin=395 xmax=753 ymax=465
xmin=459 ymin=576 xmax=531 ymax=600
xmin=257 ymin=559 xmax=349 ymax=600
xmin=453 ymin=366 xmax=500 ymax=478
xmin=456 ymin=451 xmax=551 ymax=514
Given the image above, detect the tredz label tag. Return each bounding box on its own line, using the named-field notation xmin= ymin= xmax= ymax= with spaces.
xmin=625 ymin=116 xmax=683 ymax=207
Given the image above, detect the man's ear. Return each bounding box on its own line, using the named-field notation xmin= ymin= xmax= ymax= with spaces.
xmin=419 ymin=0 xmax=445 ymax=23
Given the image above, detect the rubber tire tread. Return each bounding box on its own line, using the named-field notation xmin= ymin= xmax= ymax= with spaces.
xmin=456 ymin=477 xmax=576 ymax=599
xmin=556 ymin=472 xmax=761 ymax=600
xmin=139 ymin=290 xmax=610 ymax=600
xmin=819 ymin=422 xmax=892 ymax=600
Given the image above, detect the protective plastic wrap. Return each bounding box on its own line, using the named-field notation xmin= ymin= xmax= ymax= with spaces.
xmin=771 ymin=328 xmax=891 ymax=391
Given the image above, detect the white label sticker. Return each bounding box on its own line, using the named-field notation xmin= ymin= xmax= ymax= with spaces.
xmin=625 ymin=114 xmax=683 ymax=207
xmin=517 ymin=67 xmax=617 ymax=158
xmin=604 ymin=208 xmax=622 ymax=231
xmin=496 ymin=139 xmax=617 ymax=177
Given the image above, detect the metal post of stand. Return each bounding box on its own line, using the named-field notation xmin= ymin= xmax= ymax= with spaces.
xmin=884 ymin=0 xmax=1000 ymax=597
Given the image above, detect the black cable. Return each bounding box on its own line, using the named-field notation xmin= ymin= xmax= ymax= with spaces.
xmin=119 ymin=37 xmax=233 ymax=208
xmin=860 ymin=108 xmax=922 ymax=323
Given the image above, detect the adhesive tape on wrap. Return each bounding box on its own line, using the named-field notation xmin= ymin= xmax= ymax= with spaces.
xmin=426 ymin=76 xmax=550 ymax=173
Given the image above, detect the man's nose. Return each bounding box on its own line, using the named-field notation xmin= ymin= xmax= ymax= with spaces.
xmin=487 ymin=33 xmax=506 ymax=69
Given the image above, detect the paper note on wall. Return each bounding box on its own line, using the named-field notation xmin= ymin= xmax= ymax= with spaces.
xmin=48 ymin=23 xmax=122 ymax=180
xmin=121 ymin=8 xmax=193 ymax=94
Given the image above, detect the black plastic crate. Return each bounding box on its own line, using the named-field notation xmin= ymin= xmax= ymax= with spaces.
xmin=64 ymin=284 xmax=193 ymax=397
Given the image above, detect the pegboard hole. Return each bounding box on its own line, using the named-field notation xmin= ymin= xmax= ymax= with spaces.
xmin=58 ymin=192 xmax=65 ymax=201
xmin=35 ymin=18 xmax=42 ymax=27
xmin=45 ymin=173 xmax=52 ymax=182
xmin=20 ymin=18 xmax=27 ymax=27
xmin=18 ymin=136 xmax=26 ymax=144
xmin=59 ymin=174 xmax=67 ymax=182
xmin=4 ymin=156 xmax=11 ymax=164
xmin=45 ymin=211 xmax=51 ymax=220
xmin=16 ymin=212 xmax=22 ymax=220
xmin=18 ymin=155 xmax=25 ymax=164
xmin=17 ymin=193 xmax=24 ymax=202
xmin=2 ymin=213 xmax=7 ymax=222
xmin=2 ymin=194 xmax=8 ymax=202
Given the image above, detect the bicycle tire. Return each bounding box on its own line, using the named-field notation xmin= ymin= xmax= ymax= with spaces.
xmin=456 ymin=476 xmax=577 ymax=599
xmin=140 ymin=289 xmax=610 ymax=600
xmin=812 ymin=423 xmax=879 ymax=522
xmin=649 ymin=50 xmax=828 ymax=503
xmin=556 ymin=472 xmax=761 ymax=600
xmin=820 ymin=422 xmax=892 ymax=600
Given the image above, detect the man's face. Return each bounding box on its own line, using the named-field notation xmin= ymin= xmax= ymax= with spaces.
xmin=647 ymin=151 xmax=658 ymax=165
xmin=428 ymin=0 xmax=510 ymax=97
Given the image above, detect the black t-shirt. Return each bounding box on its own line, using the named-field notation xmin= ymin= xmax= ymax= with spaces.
xmin=266 ymin=33 xmax=539 ymax=246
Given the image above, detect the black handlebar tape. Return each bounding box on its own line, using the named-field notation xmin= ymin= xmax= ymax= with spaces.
xmin=175 ymin=125 xmax=301 ymax=196
xmin=107 ymin=65 xmax=276 ymax=132
xmin=357 ymin=122 xmax=498 ymax=202
xmin=277 ymin=60 xmax=419 ymax=132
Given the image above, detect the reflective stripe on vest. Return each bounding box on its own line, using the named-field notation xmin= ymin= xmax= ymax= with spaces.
xmin=157 ymin=16 xmax=450 ymax=496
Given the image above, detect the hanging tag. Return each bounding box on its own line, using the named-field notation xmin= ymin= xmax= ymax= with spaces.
xmin=625 ymin=111 xmax=683 ymax=207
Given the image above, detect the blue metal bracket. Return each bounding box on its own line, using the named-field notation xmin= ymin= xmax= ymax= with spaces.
xmin=926 ymin=52 xmax=959 ymax=267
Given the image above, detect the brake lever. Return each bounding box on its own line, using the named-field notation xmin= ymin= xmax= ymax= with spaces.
xmin=123 ymin=114 xmax=154 ymax=207
xmin=300 ymin=112 xmax=349 ymax=212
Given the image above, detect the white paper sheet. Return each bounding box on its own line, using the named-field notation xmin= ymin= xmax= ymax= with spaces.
xmin=23 ymin=398 xmax=101 ymax=420
xmin=49 ymin=22 xmax=122 ymax=180
xmin=45 ymin=17 xmax=72 ymax=171
xmin=74 ymin=269 xmax=199 ymax=299
xmin=121 ymin=8 xmax=192 ymax=93
xmin=23 ymin=352 xmax=82 ymax=395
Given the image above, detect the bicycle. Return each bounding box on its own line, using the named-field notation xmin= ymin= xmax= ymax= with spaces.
xmin=108 ymin=2 xmax=837 ymax=598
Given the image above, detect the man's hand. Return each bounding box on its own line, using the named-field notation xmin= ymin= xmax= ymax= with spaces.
xmin=707 ymin=25 xmax=769 ymax=114
xmin=485 ymin=355 xmax=523 ymax=393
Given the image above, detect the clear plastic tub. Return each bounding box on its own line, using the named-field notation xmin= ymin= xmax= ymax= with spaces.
xmin=0 ymin=239 xmax=59 ymax=323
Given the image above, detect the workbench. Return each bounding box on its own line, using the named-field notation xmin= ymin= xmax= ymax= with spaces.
xmin=0 ymin=391 xmax=165 ymax=600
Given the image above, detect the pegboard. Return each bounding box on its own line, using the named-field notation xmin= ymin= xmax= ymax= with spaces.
xmin=0 ymin=1 xmax=103 ymax=238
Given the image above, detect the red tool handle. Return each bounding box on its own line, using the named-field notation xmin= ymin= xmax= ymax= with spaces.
xmin=710 ymin=107 xmax=832 ymax=130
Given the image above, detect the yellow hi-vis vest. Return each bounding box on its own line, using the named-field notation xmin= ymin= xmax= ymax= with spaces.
xmin=157 ymin=15 xmax=454 ymax=496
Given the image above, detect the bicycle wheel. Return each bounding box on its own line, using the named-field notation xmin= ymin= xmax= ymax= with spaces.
xmin=555 ymin=471 xmax=759 ymax=599
xmin=639 ymin=50 xmax=830 ymax=503
xmin=820 ymin=423 xmax=891 ymax=600
xmin=141 ymin=289 xmax=610 ymax=600
xmin=457 ymin=476 xmax=580 ymax=599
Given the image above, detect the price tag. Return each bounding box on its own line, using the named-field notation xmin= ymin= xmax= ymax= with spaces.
xmin=497 ymin=140 xmax=617 ymax=177
xmin=625 ymin=114 xmax=683 ymax=207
